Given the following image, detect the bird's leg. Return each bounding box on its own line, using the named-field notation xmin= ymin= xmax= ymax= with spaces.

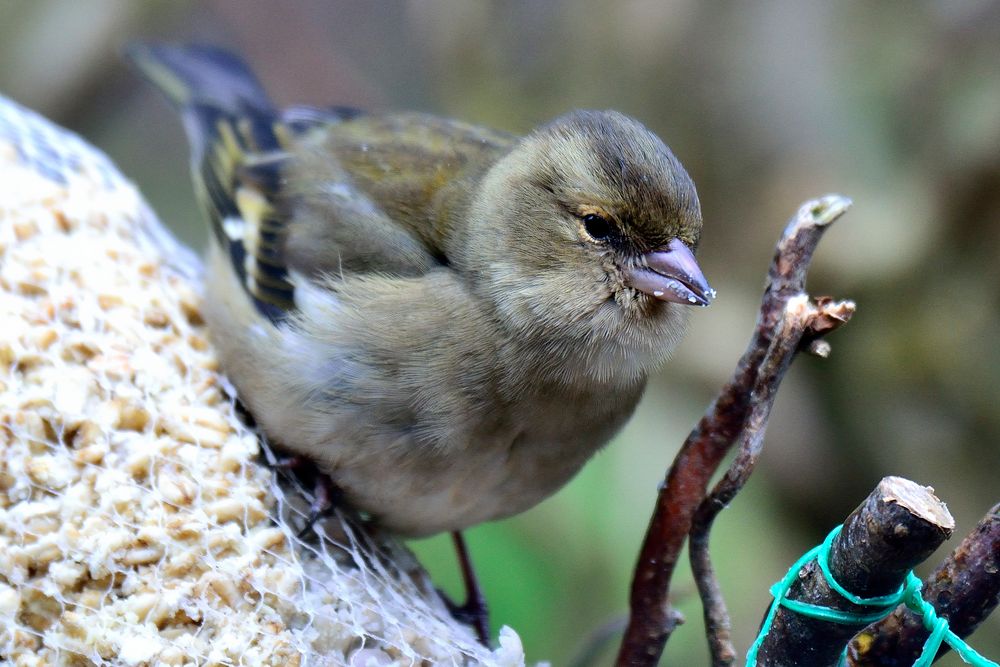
xmin=442 ymin=530 xmax=491 ymax=646
xmin=231 ymin=315 xmax=342 ymax=537
xmin=269 ymin=455 xmax=342 ymax=537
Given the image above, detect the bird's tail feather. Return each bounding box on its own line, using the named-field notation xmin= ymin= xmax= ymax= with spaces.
xmin=126 ymin=43 xmax=298 ymax=319
xmin=125 ymin=43 xmax=280 ymax=154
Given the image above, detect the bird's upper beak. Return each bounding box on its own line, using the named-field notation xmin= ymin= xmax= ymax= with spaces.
xmin=625 ymin=238 xmax=716 ymax=306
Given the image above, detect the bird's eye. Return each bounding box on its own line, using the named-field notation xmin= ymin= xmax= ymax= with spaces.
xmin=581 ymin=213 xmax=614 ymax=242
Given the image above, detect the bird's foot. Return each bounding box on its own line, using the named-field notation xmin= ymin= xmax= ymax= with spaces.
xmin=443 ymin=592 xmax=491 ymax=648
xmin=441 ymin=531 xmax=491 ymax=647
xmin=269 ymin=455 xmax=342 ymax=537
xmin=297 ymin=472 xmax=342 ymax=538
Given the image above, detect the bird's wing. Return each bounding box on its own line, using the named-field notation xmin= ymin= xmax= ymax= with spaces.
xmin=282 ymin=111 xmax=514 ymax=269
xmin=127 ymin=43 xmax=310 ymax=319
xmin=127 ymin=44 xmax=483 ymax=323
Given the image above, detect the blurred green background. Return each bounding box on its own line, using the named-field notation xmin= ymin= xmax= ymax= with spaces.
xmin=2 ymin=1 xmax=998 ymax=664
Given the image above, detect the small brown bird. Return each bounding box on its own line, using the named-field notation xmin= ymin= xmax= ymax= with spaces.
xmin=128 ymin=44 xmax=714 ymax=539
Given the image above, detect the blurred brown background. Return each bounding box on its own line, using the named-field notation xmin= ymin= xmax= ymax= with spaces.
xmin=2 ymin=1 xmax=998 ymax=664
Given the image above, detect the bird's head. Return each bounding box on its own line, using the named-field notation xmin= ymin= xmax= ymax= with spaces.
xmin=463 ymin=110 xmax=713 ymax=378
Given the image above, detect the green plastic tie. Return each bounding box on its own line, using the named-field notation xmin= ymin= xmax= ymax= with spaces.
xmin=745 ymin=525 xmax=998 ymax=666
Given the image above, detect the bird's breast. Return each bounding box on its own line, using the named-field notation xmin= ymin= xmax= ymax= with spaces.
xmin=331 ymin=382 xmax=644 ymax=537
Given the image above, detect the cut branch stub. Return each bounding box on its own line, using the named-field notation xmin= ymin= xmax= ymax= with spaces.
xmin=848 ymin=502 xmax=1000 ymax=666
xmin=753 ymin=477 xmax=955 ymax=667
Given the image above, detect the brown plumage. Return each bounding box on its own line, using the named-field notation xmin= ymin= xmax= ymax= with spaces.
xmin=129 ymin=44 xmax=714 ymax=537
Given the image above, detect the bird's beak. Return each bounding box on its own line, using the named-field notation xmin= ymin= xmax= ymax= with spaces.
xmin=625 ymin=238 xmax=716 ymax=306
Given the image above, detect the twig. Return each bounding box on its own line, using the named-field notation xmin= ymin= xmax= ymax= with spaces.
xmin=753 ymin=477 xmax=955 ymax=666
xmin=847 ymin=502 xmax=1000 ymax=666
xmin=567 ymin=614 xmax=629 ymax=667
xmin=616 ymin=195 xmax=854 ymax=666
xmin=689 ymin=294 xmax=854 ymax=666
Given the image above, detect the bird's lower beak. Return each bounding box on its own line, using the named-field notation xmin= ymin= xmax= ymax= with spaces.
xmin=625 ymin=238 xmax=716 ymax=306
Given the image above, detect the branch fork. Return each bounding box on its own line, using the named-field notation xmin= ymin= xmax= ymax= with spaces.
xmin=617 ymin=195 xmax=855 ymax=666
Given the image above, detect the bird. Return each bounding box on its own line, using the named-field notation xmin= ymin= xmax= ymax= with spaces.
xmin=127 ymin=43 xmax=713 ymax=543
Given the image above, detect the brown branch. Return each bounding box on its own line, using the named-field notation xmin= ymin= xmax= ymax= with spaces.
xmin=752 ymin=477 xmax=955 ymax=667
xmin=689 ymin=296 xmax=854 ymax=666
xmin=616 ymin=194 xmax=854 ymax=666
xmin=847 ymin=502 xmax=1000 ymax=666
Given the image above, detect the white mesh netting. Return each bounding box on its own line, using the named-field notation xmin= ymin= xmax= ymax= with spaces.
xmin=0 ymin=96 xmax=527 ymax=667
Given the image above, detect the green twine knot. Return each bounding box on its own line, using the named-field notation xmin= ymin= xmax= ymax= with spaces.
xmin=745 ymin=525 xmax=997 ymax=667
